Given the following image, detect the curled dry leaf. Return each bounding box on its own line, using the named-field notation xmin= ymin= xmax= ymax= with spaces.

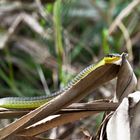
xmin=106 ymin=91 xmax=140 ymax=140
xmin=106 ymin=97 xmax=130 ymax=140
xmin=115 ymin=53 xmax=137 ymax=101
xmin=129 ymin=91 xmax=140 ymax=140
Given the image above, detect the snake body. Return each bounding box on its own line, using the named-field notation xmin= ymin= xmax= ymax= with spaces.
xmin=0 ymin=54 xmax=122 ymax=109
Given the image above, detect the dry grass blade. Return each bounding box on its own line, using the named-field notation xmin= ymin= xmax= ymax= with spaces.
xmin=64 ymin=101 xmax=118 ymax=111
xmin=18 ymin=101 xmax=117 ymax=137
xmin=118 ymin=21 xmax=133 ymax=61
xmin=0 ymin=12 xmax=49 ymax=49
xmin=0 ymin=64 xmax=120 ymax=139
xmin=0 ymin=14 xmax=21 ymax=49
xmin=0 ymin=102 xmax=118 ymax=119
xmin=109 ymin=0 xmax=140 ymax=35
xmin=18 ymin=111 xmax=97 ymax=137
xmin=5 ymin=135 xmax=50 ymax=140
xmin=0 ymin=110 xmax=30 ymax=119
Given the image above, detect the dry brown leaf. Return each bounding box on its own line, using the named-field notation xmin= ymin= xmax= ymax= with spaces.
xmin=129 ymin=91 xmax=140 ymax=140
xmin=115 ymin=54 xmax=137 ymax=101
xmin=0 ymin=63 xmax=120 ymax=139
xmin=106 ymin=91 xmax=140 ymax=140
xmin=106 ymin=97 xmax=130 ymax=140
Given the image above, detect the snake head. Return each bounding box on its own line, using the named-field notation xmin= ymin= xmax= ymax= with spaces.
xmin=104 ymin=53 xmax=128 ymax=65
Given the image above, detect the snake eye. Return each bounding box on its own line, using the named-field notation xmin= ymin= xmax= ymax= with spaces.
xmin=109 ymin=55 xmax=113 ymax=57
xmin=104 ymin=53 xmax=121 ymax=63
xmin=106 ymin=53 xmax=121 ymax=58
xmin=106 ymin=54 xmax=114 ymax=57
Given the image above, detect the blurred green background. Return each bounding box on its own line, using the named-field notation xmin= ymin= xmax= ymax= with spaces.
xmin=0 ymin=0 xmax=140 ymax=139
